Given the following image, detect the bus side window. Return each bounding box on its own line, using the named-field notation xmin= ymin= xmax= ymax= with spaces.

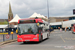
xmin=38 ymin=27 xmax=42 ymax=33
xmin=45 ymin=29 xmax=47 ymax=32
xmin=45 ymin=29 xmax=49 ymax=32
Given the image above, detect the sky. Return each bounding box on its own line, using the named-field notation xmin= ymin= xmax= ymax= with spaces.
xmin=0 ymin=0 xmax=75 ymax=19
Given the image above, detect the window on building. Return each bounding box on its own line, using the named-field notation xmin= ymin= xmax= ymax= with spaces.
xmin=9 ymin=17 xmax=10 ymax=19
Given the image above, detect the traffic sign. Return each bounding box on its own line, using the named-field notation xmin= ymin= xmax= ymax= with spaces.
xmin=6 ymin=34 xmax=10 ymax=39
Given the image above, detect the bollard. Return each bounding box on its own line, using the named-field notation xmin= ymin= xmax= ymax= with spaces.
xmin=11 ymin=32 xmax=14 ymax=40
xmin=3 ymin=35 xmax=5 ymax=41
xmin=12 ymin=34 xmax=13 ymax=40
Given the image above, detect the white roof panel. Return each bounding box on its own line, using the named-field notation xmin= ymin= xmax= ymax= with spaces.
xmin=9 ymin=14 xmax=21 ymax=23
xmin=0 ymin=25 xmax=8 ymax=28
xmin=29 ymin=12 xmax=48 ymax=20
xmin=50 ymin=22 xmax=62 ymax=25
xmin=62 ymin=20 xmax=75 ymax=27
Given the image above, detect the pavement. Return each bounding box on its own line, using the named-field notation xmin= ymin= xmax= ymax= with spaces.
xmin=0 ymin=30 xmax=75 ymax=50
xmin=0 ymin=35 xmax=3 ymax=42
xmin=0 ymin=39 xmax=17 ymax=46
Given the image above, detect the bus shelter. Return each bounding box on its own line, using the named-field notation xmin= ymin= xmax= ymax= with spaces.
xmin=0 ymin=25 xmax=8 ymax=34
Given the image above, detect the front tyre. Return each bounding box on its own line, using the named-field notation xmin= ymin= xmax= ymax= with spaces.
xmin=39 ymin=35 xmax=43 ymax=42
xmin=41 ymin=36 xmax=43 ymax=41
xmin=23 ymin=42 xmax=25 ymax=44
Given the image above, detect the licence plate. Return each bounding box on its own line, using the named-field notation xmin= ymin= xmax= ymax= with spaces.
xmin=25 ymin=40 xmax=30 ymax=41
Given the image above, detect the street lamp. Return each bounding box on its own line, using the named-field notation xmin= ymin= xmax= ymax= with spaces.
xmin=47 ymin=0 xmax=50 ymax=29
xmin=47 ymin=0 xmax=50 ymax=22
xmin=8 ymin=18 xmax=9 ymax=34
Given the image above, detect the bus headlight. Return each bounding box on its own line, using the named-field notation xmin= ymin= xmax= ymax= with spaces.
xmin=18 ymin=38 xmax=22 ymax=40
xmin=17 ymin=35 xmax=18 ymax=37
xmin=36 ymin=34 xmax=39 ymax=37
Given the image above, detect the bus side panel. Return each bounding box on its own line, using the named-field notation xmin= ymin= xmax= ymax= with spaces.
xmin=42 ymin=32 xmax=47 ymax=39
xmin=72 ymin=25 xmax=75 ymax=33
xmin=73 ymin=29 xmax=75 ymax=33
xmin=42 ymin=31 xmax=50 ymax=40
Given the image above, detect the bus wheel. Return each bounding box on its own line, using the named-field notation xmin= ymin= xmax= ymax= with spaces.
xmin=49 ymin=32 xmax=50 ymax=36
xmin=40 ymin=36 xmax=43 ymax=42
xmin=72 ymin=32 xmax=74 ymax=34
xmin=23 ymin=42 xmax=26 ymax=44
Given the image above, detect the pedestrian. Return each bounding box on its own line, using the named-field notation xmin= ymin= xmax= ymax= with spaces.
xmin=3 ymin=29 xmax=5 ymax=32
xmin=68 ymin=27 xmax=70 ymax=31
xmin=65 ymin=27 xmax=67 ymax=32
xmin=49 ymin=28 xmax=51 ymax=36
xmin=58 ymin=27 xmax=60 ymax=30
xmin=8 ymin=27 xmax=12 ymax=34
xmin=49 ymin=27 xmax=51 ymax=32
xmin=60 ymin=28 xmax=62 ymax=32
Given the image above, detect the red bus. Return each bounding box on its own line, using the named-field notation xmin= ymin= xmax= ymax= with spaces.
xmin=17 ymin=18 xmax=50 ymax=43
xmin=72 ymin=23 xmax=75 ymax=34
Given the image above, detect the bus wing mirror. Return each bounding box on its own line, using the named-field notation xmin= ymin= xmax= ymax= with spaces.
xmin=37 ymin=23 xmax=39 ymax=26
xmin=40 ymin=24 xmax=44 ymax=27
xmin=16 ymin=30 xmax=18 ymax=33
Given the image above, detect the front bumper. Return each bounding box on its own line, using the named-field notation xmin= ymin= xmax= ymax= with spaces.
xmin=17 ymin=38 xmax=39 ymax=42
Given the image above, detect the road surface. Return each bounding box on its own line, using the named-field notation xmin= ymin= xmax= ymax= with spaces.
xmin=0 ymin=30 xmax=75 ymax=50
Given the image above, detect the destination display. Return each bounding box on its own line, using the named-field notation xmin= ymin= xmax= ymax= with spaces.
xmin=19 ymin=20 xmax=35 ymax=23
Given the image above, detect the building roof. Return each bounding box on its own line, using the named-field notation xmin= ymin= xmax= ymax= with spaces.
xmin=0 ymin=19 xmax=8 ymax=22
xmin=9 ymin=14 xmax=21 ymax=23
xmin=0 ymin=25 xmax=8 ymax=28
xmin=8 ymin=2 xmax=13 ymax=14
xmin=68 ymin=15 xmax=75 ymax=17
xmin=50 ymin=22 xmax=62 ymax=25
xmin=49 ymin=17 xmax=69 ymax=19
xmin=29 ymin=12 xmax=48 ymax=21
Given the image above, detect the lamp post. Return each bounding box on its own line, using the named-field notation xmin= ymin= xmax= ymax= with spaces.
xmin=8 ymin=19 xmax=9 ymax=34
xmin=47 ymin=0 xmax=50 ymax=23
xmin=47 ymin=0 xmax=51 ymax=35
xmin=47 ymin=0 xmax=50 ymax=29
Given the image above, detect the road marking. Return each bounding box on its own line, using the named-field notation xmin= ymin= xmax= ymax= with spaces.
xmin=55 ymin=46 xmax=75 ymax=49
xmin=71 ymin=38 xmax=75 ymax=40
xmin=64 ymin=38 xmax=75 ymax=40
xmin=70 ymin=32 xmax=72 ymax=34
xmin=54 ymin=34 xmax=62 ymax=36
xmin=51 ymin=32 xmax=61 ymax=34
xmin=64 ymin=38 xmax=71 ymax=40
xmin=60 ymin=36 xmax=65 ymax=42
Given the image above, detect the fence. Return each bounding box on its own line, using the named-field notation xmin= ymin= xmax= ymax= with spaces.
xmin=0 ymin=33 xmax=17 ymax=43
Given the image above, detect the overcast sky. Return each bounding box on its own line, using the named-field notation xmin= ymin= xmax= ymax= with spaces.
xmin=0 ymin=0 xmax=75 ymax=19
